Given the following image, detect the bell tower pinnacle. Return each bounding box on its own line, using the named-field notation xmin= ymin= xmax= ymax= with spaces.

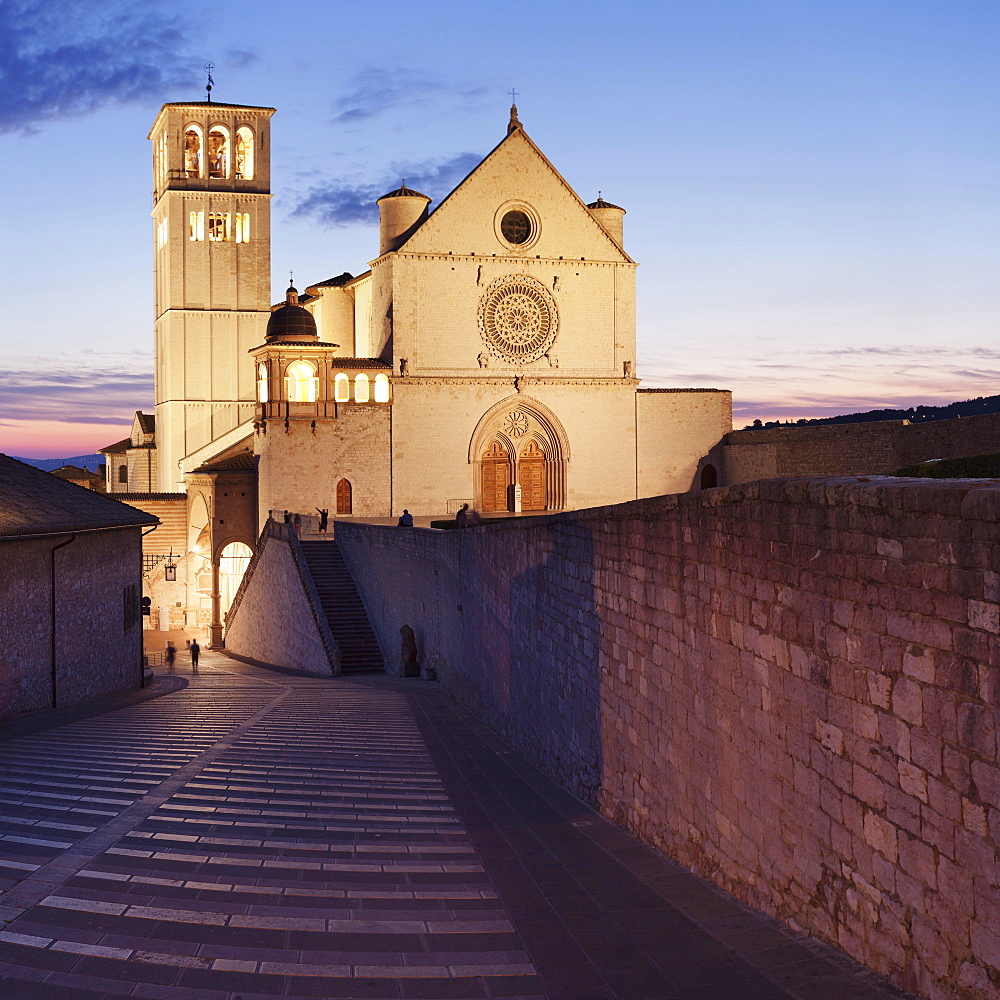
xmin=148 ymin=98 xmax=276 ymax=492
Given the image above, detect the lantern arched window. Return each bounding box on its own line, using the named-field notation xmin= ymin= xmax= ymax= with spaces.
xmin=285 ymin=361 xmax=317 ymax=402
xmin=354 ymin=373 xmax=370 ymax=402
xmin=257 ymin=363 xmax=269 ymax=402
xmin=207 ymin=125 xmax=230 ymax=178
xmin=334 ymin=373 xmax=350 ymax=402
xmin=373 ymin=373 xmax=390 ymax=402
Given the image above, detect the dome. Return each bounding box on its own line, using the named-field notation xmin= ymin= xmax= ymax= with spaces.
xmin=265 ymin=285 xmax=318 ymax=343
xmin=586 ymin=196 xmax=625 ymax=211
xmin=377 ymin=180 xmax=430 ymax=202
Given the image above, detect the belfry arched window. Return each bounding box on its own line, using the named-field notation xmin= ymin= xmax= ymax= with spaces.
xmin=354 ymin=373 xmax=370 ymax=402
xmin=285 ymin=361 xmax=317 ymax=402
xmin=334 ymin=373 xmax=349 ymax=402
xmin=208 ymin=126 xmax=229 ymax=179
xmin=257 ymin=363 xmax=269 ymax=402
xmin=373 ymin=373 xmax=390 ymax=402
xmin=184 ymin=126 xmax=203 ymax=178
xmin=235 ymin=127 xmax=254 ymax=179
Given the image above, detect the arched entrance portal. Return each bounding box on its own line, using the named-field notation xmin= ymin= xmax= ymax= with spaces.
xmin=481 ymin=441 xmax=512 ymax=512
xmin=469 ymin=397 xmax=569 ymax=513
xmin=518 ymin=441 xmax=546 ymax=510
xmin=219 ymin=542 xmax=252 ymax=618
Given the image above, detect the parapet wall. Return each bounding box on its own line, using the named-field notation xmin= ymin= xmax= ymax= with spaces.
xmin=336 ymin=478 xmax=1000 ymax=1000
xmin=725 ymin=409 xmax=1000 ymax=483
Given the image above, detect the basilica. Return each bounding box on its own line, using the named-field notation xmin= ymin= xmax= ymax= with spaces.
xmin=102 ymin=96 xmax=731 ymax=640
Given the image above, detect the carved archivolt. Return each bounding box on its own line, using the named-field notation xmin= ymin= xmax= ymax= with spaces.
xmin=478 ymin=273 xmax=558 ymax=365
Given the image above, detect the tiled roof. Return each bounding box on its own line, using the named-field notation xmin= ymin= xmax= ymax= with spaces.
xmin=0 ymin=455 xmax=158 ymax=537
xmin=637 ymin=387 xmax=729 ymax=393
xmin=193 ymin=453 xmax=256 ymax=473
xmin=98 ymin=437 xmax=131 ymax=454
xmin=378 ymin=183 xmax=430 ymax=201
xmin=587 ymin=197 xmax=625 ymax=211
xmin=50 ymin=465 xmax=94 ymax=480
xmin=308 ymin=273 xmax=354 ymax=288
xmin=163 ymin=101 xmax=275 ymax=111
xmin=111 ymin=493 xmax=187 ymax=501
xmin=136 ymin=412 xmax=155 ymax=433
xmin=331 ymin=358 xmax=393 ymax=370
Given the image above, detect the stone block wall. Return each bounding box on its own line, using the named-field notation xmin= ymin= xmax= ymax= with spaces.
xmin=0 ymin=528 xmax=144 ymax=718
xmin=335 ymin=478 xmax=1000 ymax=1000
xmin=224 ymin=521 xmax=337 ymax=675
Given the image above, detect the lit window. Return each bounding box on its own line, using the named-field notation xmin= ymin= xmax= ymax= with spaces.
xmin=235 ymin=127 xmax=254 ymax=180
xmin=334 ymin=373 xmax=349 ymax=402
xmin=354 ymin=373 xmax=370 ymax=402
xmin=373 ymin=373 xmax=390 ymax=402
xmin=234 ymin=213 xmax=251 ymax=243
xmin=286 ymin=361 xmax=317 ymax=402
xmin=208 ymin=212 xmax=230 ymax=241
xmin=189 ymin=211 xmax=204 ymax=241
xmin=257 ymin=363 xmax=268 ymax=402
xmin=156 ymin=218 xmax=169 ymax=248
xmin=184 ymin=126 xmax=202 ymax=178
xmin=208 ymin=126 xmax=229 ymax=179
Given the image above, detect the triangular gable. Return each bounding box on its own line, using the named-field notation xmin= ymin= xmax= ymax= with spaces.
xmin=396 ymin=126 xmax=633 ymax=264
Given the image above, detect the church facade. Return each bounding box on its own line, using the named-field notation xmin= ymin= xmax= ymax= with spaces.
xmin=109 ymin=96 xmax=731 ymax=639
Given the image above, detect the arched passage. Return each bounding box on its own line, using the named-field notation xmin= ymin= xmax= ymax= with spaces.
xmin=219 ymin=541 xmax=252 ymax=617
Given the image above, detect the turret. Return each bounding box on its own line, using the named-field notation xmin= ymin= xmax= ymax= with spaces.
xmin=586 ymin=195 xmax=626 ymax=249
xmin=376 ymin=182 xmax=430 ymax=255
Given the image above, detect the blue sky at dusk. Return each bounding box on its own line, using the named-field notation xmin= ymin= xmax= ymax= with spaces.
xmin=2 ymin=0 xmax=1000 ymax=456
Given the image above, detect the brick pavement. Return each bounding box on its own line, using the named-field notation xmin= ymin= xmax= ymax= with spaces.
xmin=0 ymin=653 xmax=918 ymax=1000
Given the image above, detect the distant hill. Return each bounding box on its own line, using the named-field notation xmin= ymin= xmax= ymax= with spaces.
xmin=11 ymin=454 xmax=105 ymax=473
xmin=744 ymin=395 xmax=1000 ymax=431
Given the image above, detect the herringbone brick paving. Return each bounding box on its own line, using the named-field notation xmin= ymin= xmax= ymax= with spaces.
xmin=0 ymin=654 xmax=918 ymax=1000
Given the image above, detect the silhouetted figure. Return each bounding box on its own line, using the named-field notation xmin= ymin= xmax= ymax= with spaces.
xmin=189 ymin=640 xmax=200 ymax=671
xmin=282 ymin=510 xmax=290 ymax=523
xmin=165 ymin=642 xmax=176 ymax=670
xmin=316 ymin=507 xmax=329 ymax=533
xmin=400 ymin=625 xmax=419 ymax=677
xmin=397 ymin=509 xmax=413 ymax=527
xmin=456 ymin=503 xmax=469 ymax=527
xmin=293 ymin=513 xmax=302 ymax=539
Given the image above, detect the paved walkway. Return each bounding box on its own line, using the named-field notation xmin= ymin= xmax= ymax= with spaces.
xmin=0 ymin=654 xmax=917 ymax=1000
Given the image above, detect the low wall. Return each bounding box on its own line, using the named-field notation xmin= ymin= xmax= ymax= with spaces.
xmin=336 ymin=478 xmax=1000 ymax=1000
xmin=224 ymin=521 xmax=337 ymax=675
xmin=724 ymin=409 xmax=1000 ymax=483
xmin=0 ymin=528 xmax=144 ymax=719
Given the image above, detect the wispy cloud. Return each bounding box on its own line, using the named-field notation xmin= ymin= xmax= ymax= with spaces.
xmin=0 ymin=358 xmax=153 ymax=424
xmin=0 ymin=0 xmax=196 ymax=134
xmin=331 ymin=68 xmax=489 ymax=126
xmin=292 ymin=152 xmax=482 ymax=227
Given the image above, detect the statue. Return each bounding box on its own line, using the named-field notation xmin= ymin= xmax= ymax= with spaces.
xmin=624 ymin=360 xmax=633 ymax=377
xmin=399 ymin=358 xmax=408 ymax=376
xmin=478 ymin=352 xmax=490 ymax=369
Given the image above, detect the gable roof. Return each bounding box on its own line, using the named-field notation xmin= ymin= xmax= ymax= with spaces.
xmin=395 ymin=122 xmax=633 ymax=263
xmin=135 ymin=412 xmax=155 ymax=434
xmin=98 ymin=437 xmax=130 ymax=455
xmin=0 ymin=454 xmax=157 ymax=537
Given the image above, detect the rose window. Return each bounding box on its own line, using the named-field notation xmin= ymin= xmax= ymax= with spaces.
xmin=478 ymin=274 xmax=558 ymax=364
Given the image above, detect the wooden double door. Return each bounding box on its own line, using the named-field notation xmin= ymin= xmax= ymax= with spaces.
xmin=480 ymin=440 xmax=546 ymax=512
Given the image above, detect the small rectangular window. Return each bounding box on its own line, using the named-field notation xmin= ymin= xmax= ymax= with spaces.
xmin=208 ymin=212 xmax=229 ymax=242
xmin=189 ymin=211 xmax=204 ymax=241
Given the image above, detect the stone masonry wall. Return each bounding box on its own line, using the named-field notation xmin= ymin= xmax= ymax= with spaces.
xmin=335 ymin=478 xmax=1000 ymax=1000
xmin=0 ymin=528 xmax=144 ymax=718
xmin=725 ymin=410 xmax=1000 ymax=484
xmin=224 ymin=522 xmax=337 ymax=675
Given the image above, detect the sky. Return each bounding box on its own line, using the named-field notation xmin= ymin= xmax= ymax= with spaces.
xmin=2 ymin=0 xmax=1000 ymax=457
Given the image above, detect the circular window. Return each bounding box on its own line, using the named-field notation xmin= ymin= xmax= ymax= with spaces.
xmin=500 ymin=210 xmax=532 ymax=245
xmin=478 ymin=274 xmax=558 ymax=365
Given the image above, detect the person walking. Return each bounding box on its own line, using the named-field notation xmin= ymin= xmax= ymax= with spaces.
xmin=189 ymin=639 xmax=200 ymax=672
xmin=165 ymin=642 xmax=176 ymax=670
xmin=315 ymin=508 xmax=329 ymax=533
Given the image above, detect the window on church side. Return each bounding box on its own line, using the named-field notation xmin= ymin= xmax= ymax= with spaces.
xmin=286 ymin=361 xmax=317 ymax=402
xmin=257 ymin=363 xmax=269 ymax=402
xmin=354 ymin=374 xmax=370 ymax=402
xmin=155 ymin=130 xmax=168 ymax=188
xmin=184 ymin=127 xmax=202 ymax=178
xmin=118 ymin=465 xmax=128 ymax=484
xmin=156 ymin=218 xmax=169 ymax=249
xmin=208 ymin=126 xmax=229 ymax=178
xmin=207 ymin=212 xmax=230 ymax=241
xmin=334 ymin=373 xmax=349 ymax=402
xmin=234 ymin=213 xmax=251 ymax=243
xmin=189 ymin=211 xmax=204 ymax=241
xmin=235 ymin=127 xmax=254 ymax=179
xmin=373 ymin=373 xmax=390 ymax=402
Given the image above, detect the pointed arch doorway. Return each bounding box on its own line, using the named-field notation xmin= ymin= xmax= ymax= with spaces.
xmin=480 ymin=441 xmax=512 ymax=512
xmin=518 ymin=440 xmax=546 ymax=510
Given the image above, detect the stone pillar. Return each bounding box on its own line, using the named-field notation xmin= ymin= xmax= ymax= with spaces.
xmin=209 ymin=559 xmax=224 ymax=648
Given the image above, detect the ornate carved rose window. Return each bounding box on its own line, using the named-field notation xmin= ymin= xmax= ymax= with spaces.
xmin=478 ymin=273 xmax=558 ymax=365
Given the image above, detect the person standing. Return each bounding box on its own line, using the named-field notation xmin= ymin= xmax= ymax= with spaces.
xmin=315 ymin=508 xmax=329 ymax=533
xmin=189 ymin=639 xmax=200 ymax=672
xmin=293 ymin=513 xmax=302 ymax=539
xmin=165 ymin=642 xmax=176 ymax=670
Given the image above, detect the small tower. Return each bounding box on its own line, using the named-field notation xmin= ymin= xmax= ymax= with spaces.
xmin=376 ymin=182 xmax=431 ymax=255
xmin=586 ymin=195 xmax=626 ymax=249
xmin=148 ymin=99 xmax=276 ymax=491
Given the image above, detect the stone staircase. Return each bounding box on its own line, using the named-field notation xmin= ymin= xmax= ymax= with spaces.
xmin=299 ymin=541 xmax=384 ymax=674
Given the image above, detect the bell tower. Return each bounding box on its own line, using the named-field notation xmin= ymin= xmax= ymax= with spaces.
xmin=148 ymin=99 xmax=275 ymax=491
